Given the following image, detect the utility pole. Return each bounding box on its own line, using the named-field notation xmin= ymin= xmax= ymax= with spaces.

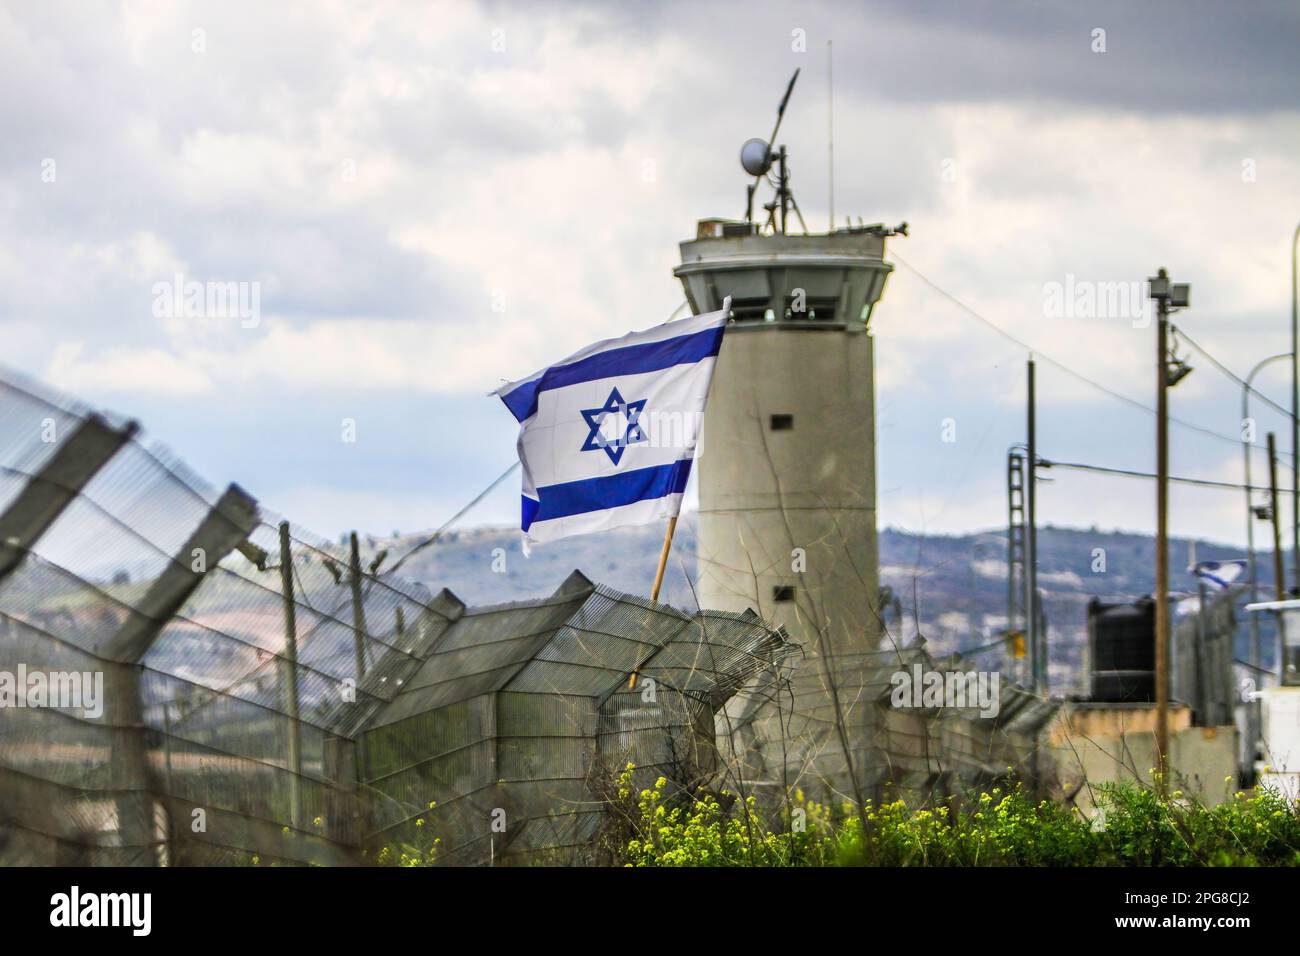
xmin=1268 ymin=430 xmax=1287 ymax=702
xmin=1269 ymin=432 xmax=1286 ymax=600
xmin=1149 ymin=270 xmax=1191 ymax=793
xmin=1026 ymin=358 xmax=1041 ymax=693
xmin=1196 ymin=578 xmax=1209 ymax=718
xmin=1152 ymin=270 xmax=1171 ymax=789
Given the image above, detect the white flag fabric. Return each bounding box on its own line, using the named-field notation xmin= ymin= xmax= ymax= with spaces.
xmin=495 ymin=300 xmax=730 ymax=548
xmin=1191 ymin=559 xmax=1248 ymax=590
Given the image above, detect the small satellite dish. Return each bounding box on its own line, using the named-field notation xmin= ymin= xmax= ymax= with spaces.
xmin=740 ymin=137 xmax=771 ymax=176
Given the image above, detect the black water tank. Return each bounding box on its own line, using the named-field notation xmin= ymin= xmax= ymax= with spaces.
xmin=1088 ymin=596 xmax=1156 ymax=702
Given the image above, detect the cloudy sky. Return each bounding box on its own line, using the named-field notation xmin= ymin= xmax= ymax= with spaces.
xmin=3 ymin=0 xmax=1299 ymax=548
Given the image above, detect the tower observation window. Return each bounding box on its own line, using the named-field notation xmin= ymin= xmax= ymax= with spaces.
xmin=784 ymin=297 xmax=837 ymax=321
xmin=729 ymin=298 xmax=770 ymax=323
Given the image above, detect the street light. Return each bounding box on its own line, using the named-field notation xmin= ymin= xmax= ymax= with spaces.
xmin=1243 ymin=352 xmax=1292 ymax=677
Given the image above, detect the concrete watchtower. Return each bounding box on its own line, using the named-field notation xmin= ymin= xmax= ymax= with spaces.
xmin=676 ymin=223 xmax=894 ymax=659
xmin=673 ymin=73 xmax=904 ymax=796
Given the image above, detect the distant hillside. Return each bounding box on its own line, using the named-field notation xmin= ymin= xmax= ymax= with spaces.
xmin=357 ymin=520 xmax=1276 ymax=695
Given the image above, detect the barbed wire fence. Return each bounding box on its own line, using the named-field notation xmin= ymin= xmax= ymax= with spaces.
xmin=0 ymin=364 xmax=1081 ymax=867
xmin=0 ymin=368 xmax=798 ymax=866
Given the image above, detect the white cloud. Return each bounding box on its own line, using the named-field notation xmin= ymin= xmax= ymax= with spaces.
xmin=46 ymin=341 xmax=214 ymax=395
xmin=41 ymin=315 xmax=555 ymax=397
xmin=3 ymin=0 xmax=1299 ymax=545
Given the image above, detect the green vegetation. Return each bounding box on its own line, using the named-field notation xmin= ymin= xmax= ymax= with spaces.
xmin=370 ymin=801 xmax=442 ymax=867
xmin=612 ymin=767 xmax=1300 ymax=867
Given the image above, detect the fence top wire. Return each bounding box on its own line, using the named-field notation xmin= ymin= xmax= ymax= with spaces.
xmin=364 ymin=570 xmax=796 ymax=730
xmin=726 ymin=637 xmax=1057 ymax=740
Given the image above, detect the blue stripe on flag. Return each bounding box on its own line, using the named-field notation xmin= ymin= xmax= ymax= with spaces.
xmin=500 ymin=325 xmax=724 ymax=422
xmin=521 ymin=494 xmax=540 ymax=532
xmin=521 ymin=459 xmax=694 ymax=530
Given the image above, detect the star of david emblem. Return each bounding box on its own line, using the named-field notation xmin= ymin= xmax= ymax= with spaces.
xmin=580 ymin=387 xmax=647 ymax=465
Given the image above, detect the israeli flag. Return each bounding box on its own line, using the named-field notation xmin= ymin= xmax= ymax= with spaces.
xmin=495 ymin=299 xmax=730 ymax=548
xmin=1191 ymin=559 xmax=1248 ymax=590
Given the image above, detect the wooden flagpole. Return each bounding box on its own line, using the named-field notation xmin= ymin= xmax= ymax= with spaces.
xmin=650 ymin=515 xmax=678 ymax=602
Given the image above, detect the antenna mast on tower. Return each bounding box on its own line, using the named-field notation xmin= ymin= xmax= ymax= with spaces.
xmin=741 ymin=69 xmax=807 ymax=235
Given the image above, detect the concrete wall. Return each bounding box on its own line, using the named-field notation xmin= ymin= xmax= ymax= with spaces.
xmin=1257 ymin=685 xmax=1300 ymax=801
xmin=1048 ymin=703 xmax=1238 ymax=816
